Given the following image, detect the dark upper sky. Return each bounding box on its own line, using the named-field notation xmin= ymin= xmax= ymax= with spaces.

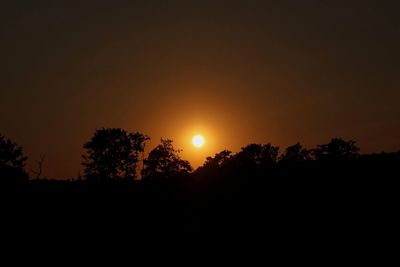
xmin=1 ymin=0 xmax=399 ymax=178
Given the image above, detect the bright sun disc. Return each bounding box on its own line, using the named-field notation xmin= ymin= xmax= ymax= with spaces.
xmin=192 ymin=134 xmax=205 ymax=148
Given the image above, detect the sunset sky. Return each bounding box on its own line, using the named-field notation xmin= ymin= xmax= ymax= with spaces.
xmin=1 ymin=0 xmax=399 ymax=178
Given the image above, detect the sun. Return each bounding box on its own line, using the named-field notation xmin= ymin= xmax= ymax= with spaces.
xmin=192 ymin=134 xmax=205 ymax=148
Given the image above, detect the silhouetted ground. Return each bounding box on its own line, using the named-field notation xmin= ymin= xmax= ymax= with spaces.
xmin=4 ymin=157 xmax=398 ymax=251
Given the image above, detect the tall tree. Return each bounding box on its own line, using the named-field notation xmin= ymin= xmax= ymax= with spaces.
xmin=0 ymin=134 xmax=28 ymax=182
xmin=142 ymin=139 xmax=192 ymax=179
xmin=82 ymin=128 xmax=149 ymax=181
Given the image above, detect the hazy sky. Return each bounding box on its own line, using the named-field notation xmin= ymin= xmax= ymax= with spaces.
xmin=1 ymin=0 xmax=399 ymax=178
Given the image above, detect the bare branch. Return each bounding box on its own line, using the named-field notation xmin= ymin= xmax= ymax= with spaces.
xmin=31 ymin=154 xmax=46 ymax=179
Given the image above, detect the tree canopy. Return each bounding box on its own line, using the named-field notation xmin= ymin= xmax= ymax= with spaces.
xmin=313 ymin=138 xmax=360 ymax=161
xmin=142 ymin=139 xmax=192 ymax=180
xmin=0 ymin=134 xmax=28 ymax=183
xmin=82 ymin=128 xmax=149 ymax=181
xmin=280 ymin=143 xmax=310 ymax=162
xmin=234 ymin=143 xmax=279 ymax=167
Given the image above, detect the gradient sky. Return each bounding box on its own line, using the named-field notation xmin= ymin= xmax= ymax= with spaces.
xmin=1 ymin=0 xmax=399 ymax=178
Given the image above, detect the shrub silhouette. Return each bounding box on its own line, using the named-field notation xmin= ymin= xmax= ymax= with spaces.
xmin=0 ymin=134 xmax=28 ymax=184
xmin=82 ymin=128 xmax=149 ymax=181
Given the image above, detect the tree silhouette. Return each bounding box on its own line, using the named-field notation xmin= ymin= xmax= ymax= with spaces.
xmin=142 ymin=139 xmax=192 ymax=180
xmin=203 ymin=150 xmax=232 ymax=168
xmin=234 ymin=143 xmax=279 ymax=167
xmin=0 ymin=134 xmax=28 ymax=183
xmin=280 ymin=143 xmax=310 ymax=162
xmin=82 ymin=128 xmax=149 ymax=181
xmin=313 ymin=138 xmax=359 ymax=161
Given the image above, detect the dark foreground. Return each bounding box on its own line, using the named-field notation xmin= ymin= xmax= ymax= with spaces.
xmin=4 ymin=160 xmax=398 ymax=249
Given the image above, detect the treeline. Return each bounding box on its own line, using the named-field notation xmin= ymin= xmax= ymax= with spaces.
xmin=2 ymin=129 xmax=398 ymax=239
xmin=1 ymin=128 xmax=400 ymax=184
